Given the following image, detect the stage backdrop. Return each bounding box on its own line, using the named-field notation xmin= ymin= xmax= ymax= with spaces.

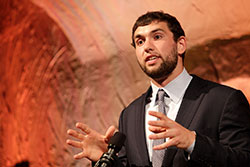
xmin=1 ymin=0 xmax=250 ymax=167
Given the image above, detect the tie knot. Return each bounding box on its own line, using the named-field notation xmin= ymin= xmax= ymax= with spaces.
xmin=157 ymin=89 xmax=168 ymax=102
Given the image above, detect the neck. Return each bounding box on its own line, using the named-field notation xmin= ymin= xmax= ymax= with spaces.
xmin=151 ymin=63 xmax=184 ymax=87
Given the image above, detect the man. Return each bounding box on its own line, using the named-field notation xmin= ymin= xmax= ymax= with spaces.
xmin=67 ymin=11 xmax=250 ymax=166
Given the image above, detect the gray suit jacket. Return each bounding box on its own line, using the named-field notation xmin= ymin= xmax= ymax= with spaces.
xmin=117 ymin=75 xmax=250 ymax=167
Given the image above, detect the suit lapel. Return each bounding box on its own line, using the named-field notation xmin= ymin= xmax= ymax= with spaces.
xmin=164 ymin=75 xmax=207 ymax=166
xmin=135 ymin=87 xmax=152 ymax=165
xmin=175 ymin=76 xmax=206 ymax=128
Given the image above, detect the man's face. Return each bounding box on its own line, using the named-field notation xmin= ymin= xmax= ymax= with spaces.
xmin=133 ymin=21 xmax=179 ymax=80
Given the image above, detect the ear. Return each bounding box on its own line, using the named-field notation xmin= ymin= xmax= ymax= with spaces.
xmin=177 ymin=36 xmax=186 ymax=55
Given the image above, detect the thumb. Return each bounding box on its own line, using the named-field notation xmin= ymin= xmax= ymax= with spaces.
xmin=104 ymin=125 xmax=117 ymax=143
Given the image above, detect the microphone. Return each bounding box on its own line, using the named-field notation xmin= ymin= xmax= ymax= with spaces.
xmin=94 ymin=132 xmax=126 ymax=167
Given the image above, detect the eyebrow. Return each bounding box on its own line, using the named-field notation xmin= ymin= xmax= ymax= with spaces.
xmin=134 ymin=28 xmax=166 ymax=40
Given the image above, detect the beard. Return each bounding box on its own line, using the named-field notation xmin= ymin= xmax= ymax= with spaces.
xmin=138 ymin=46 xmax=178 ymax=80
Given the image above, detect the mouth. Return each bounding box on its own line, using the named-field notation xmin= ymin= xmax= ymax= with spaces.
xmin=145 ymin=55 xmax=160 ymax=64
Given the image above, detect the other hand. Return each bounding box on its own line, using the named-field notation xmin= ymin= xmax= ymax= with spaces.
xmin=66 ymin=122 xmax=116 ymax=161
xmin=148 ymin=111 xmax=195 ymax=150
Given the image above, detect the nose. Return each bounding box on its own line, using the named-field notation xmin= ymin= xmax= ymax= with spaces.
xmin=144 ymin=39 xmax=154 ymax=53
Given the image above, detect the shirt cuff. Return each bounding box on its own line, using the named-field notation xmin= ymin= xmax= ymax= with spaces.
xmin=186 ymin=139 xmax=195 ymax=154
xmin=185 ymin=131 xmax=196 ymax=160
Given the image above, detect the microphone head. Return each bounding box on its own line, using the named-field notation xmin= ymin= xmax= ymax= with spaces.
xmin=108 ymin=132 xmax=126 ymax=153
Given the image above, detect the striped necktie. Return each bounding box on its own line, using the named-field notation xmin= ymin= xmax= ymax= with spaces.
xmin=152 ymin=89 xmax=169 ymax=167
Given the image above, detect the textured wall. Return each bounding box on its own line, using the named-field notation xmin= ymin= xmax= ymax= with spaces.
xmin=0 ymin=1 xmax=76 ymax=166
xmin=0 ymin=0 xmax=250 ymax=167
xmin=186 ymin=35 xmax=250 ymax=101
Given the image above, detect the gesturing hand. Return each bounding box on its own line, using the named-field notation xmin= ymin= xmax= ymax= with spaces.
xmin=148 ymin=111 xmax=195 ymax=150
xmin=66 ymin=123 xmax=116 ymax=162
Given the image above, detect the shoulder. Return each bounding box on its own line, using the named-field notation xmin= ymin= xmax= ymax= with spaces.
xmin=190 ymin=75 xmax=239 ymax=96
xmin=119 ymin=87 xmax=151 ymax=118
xmin=127 ymin=86 xmax=151 ymax=109
xmin=189 ymin=75 xmax=249 ymax=109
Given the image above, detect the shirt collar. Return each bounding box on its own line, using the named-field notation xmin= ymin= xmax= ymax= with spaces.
xmin=151 ymin=68 xmax=192 ymax=104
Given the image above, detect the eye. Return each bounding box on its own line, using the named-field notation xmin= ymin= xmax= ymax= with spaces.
xmin=136 ymin=39 xmax=144 ymax=46
xmin=154 ymin=34 xmax=162 ymax=40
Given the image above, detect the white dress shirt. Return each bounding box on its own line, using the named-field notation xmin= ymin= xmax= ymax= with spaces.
xmin=145 ymin=68 xmax=193 ymax=161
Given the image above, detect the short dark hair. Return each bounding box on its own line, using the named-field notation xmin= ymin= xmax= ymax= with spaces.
xmin=131 ymin=11 xmax=186 ymax=58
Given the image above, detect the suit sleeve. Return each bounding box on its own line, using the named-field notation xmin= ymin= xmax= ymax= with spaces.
xmin=189 ymin=90 xmax=250 ymax=166
xmin=93 ymin=110 xmax=128 ymax=167
xmin=116 ymin=109 xmax=129 ymax=167
xmin=92 ymin=109 xmax=128 ymax=167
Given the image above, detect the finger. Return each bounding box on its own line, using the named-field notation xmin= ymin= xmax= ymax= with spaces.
xmin=149 ymin=130 xmax=167 ymax=140
xmin=66 ymin=139 xmax=82 ymax=148
xmin=76 ymin=122 xmax=91 ymax=134
xmin=162 ymin=128 xmax=178 ymax=138
xmin=161 ymin=138 xmax=180 ymax=149
xmin=74 ymin=152 xmax=85 ymax=159
xmin=148 ymin=111 xmax=166 ymax=119
xmin=160 ymin=133 xmax=195 ymax=149
xmin=148 ymin=119 xmax=166 ymax=127
xmin=148 ymin=114 xmax=177 ymax=129
xmin=153 ymin=140 xmax=170 ymax=150
xmin=149 ymin=127 xmax=182 ymax=140
xmin=67 ymin=129 xmax=85 ymax=140
xmin=148 ymin=125 xmax=166 ymax=133
xmin=105 ymin=125 xmax=116 ymax=142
